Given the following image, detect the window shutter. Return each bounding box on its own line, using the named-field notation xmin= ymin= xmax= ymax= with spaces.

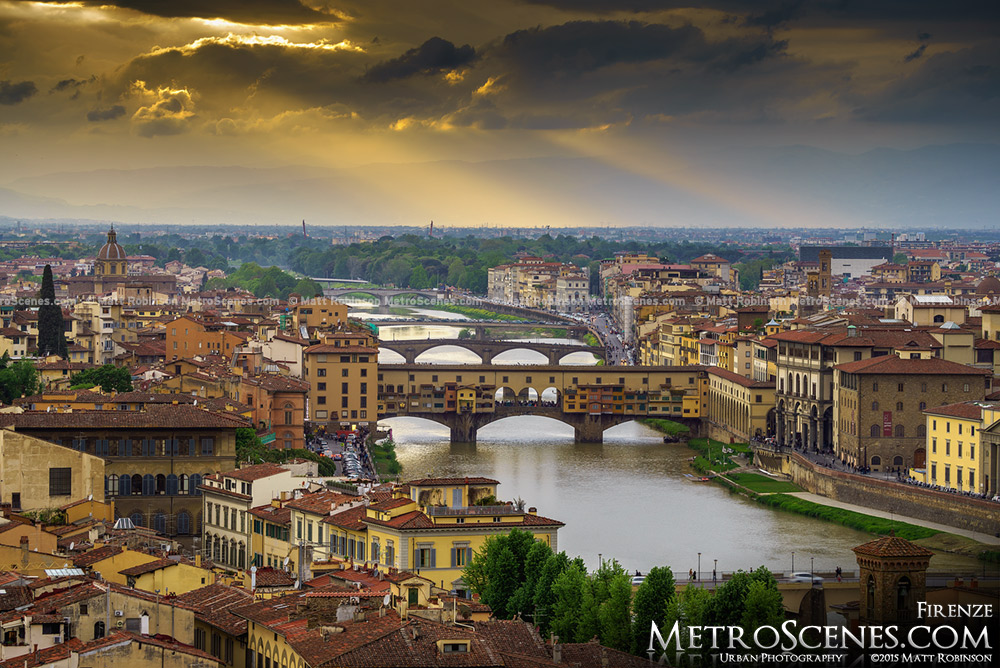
xmin=430 ymin=549 xmax=436 ymax=568
xmin=465 ymin=548 xmax=473 ymax=564
xmin=451 ymin=548 xmax=456 ymax=567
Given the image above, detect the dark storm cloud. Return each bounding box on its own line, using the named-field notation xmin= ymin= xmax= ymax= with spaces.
xmin=51 ymin=78 xmax=85 ymax=92
xmin=496 ymin=21 xmax=786 ymax=76
xmin=28 ymin=0 xmax=337 ymax=25
xmin=854 ymin=44 xmax=1000 ymax=123
xmin=0 ymin=80 xmax=37 ymax=105
xmin=917 ymin=32 xmax=932 ymax=41
xmin=903 ymin=44 xmax=926 ymax=63
xmin=87 ymin=105 xmax=127 ymax=121
xmin=363 ymin=37 xmax=475 ymax=83
xmin=743 ymin=1 xmax=802 ymax=29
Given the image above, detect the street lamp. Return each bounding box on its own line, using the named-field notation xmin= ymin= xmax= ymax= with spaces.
xmin=598 ymin=553 xmax=602 ymax=569
xmin=811 ymin=557 xmax=815 ymax=585
xmin=697 ymin=552 xmax=701 ymax=587
xmin=791 ymin=551 xmax=795 ymax=573
xmin=714 ymin=559 xmax=718 ymax=585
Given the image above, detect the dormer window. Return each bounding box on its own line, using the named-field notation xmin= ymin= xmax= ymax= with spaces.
xmin=441 ymin=642 xmax=469 ymax=653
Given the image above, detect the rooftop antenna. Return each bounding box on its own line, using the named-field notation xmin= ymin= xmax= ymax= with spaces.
xmin=302 ymin=220 xmax=307 ymax=237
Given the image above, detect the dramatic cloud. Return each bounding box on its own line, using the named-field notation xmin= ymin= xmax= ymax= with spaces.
xmin=904 ymin=44 xmax=927 ymax=63
xmin=51 ymin=78 xmax=88 ymax=93
xmin=87 ymin=105 xmax=127 ymax=121
xmin=129 ymin=82 xmax=198 ymax=137
xmin=364 ymin=37 xmax=475 ymax=83
xmin=0 ymin=80 xmax=38 ymax=105
xmin=29 ymin=0 xmax=339 ymax=25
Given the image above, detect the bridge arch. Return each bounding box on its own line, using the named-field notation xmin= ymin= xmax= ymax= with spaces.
xmin=412 ymin=344 xmax=483 ymax=364
xmin=491 ymin=348 xmax=548 ymax=365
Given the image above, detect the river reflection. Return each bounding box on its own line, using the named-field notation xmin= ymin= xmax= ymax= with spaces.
xmin=387 ymin=418 xmax=985 ymax=576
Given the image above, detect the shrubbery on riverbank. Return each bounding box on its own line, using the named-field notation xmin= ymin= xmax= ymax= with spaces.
xmin=370 ymin=436 xmax=402 ymax=477
xmin=639 ymin=418 xmax=690 ymax=436
xmin=756 ymin=494 xmax=939 ymax=541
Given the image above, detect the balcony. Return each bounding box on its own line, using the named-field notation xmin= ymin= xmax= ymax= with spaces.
xmin=425 ymin=505 xmax=522 ymax=517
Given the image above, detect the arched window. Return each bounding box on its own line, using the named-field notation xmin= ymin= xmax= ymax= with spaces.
xmin=895 ymin=424 xmax=905 ymax=437
xmin=893 ymin=455 xmax=903 ymax=466
xmin=872 ymin=401 xmax=879 ymax=411
xmin=933 ymin=314 xmax=944 ymax=323
xmin=130 ymin=511 xmax=144 ymax=527
xmin=916 ymin=424 xmax=926 ymax=437
xmin=897 ymin=576 xmax=911 ymax=615
xmin=166 ymin=474 xmax=178 ymax=496
xmin=239 ymin=543 xmax=246 ymax=569
xmin=177 ymin=512 xmax=191 ymax=535
xmin=94 ymin=621 xmax=105 ymax=639
xmin=867 ymin=575 xmax=876 ymax=613
xmin=896 ymin=402 xmax=903 ymax=411
xmin=190 ymin=473 xmax=202 ymax=496
xmin=919 ymin=402 xmax=926 ymax=410
xmin=119 ymin=474 xmax=131 ymax=496
xmin=153 ymin=512 xmax=166 ymax=534
xmin=871 ymin=424 xmax=880 ymax=437
xmin=143 ymin=474 xmax=155 ymax=495
xmin=871 ymin=455 xmax=882 ymax=466
xmin=795 ymin=375 xmax=801 ymax=395
xmin=107 ymin=474 xmax=118 ymax=497
xmin=131 ymin=474 xmax=142 ymax=495
xmin=156 ymin=474 xmax=166 ymax=495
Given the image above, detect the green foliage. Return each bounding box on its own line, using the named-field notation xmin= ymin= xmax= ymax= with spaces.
xmin=457 ymin=328 xmax=473 ymax=340
xmin=756 ymin=494 xmax=939 ymax=540
xmin=22 ymin=508 xmax=67 ymax=525
xmin=69 ymin=364 xmax=133 ymax=393
xmin=236 ymin=427 xmax=266 ymax=462
xmin=659 ymin=586 xmax=713 ymax=655
xmin=0 ymin=357 xmax=41 ymax=404
xmin=598 ymin=564 xmax=633 ymax=652
xmin=36 ymin=265 xmax=68 ymax=359
xmin=724 ymin=473 xmax=801 ymax=494
xmin=892 ymin=253 xmax=909 ymax=264
xmin=204 ymin=262 xmax=323 ymax=300
xmin=236 ymin=433 xmax=337 ymax=477
xmin=639 ymin=418 xmax=690 ymax=436
xmin=421 ymin=303 xmax=527 ymax=321
xmin=549 ymin=562 xmax=586 ymax=642
xmin=687 ymin=438 xmax=746 ymax=472
xmin=370 ymin=436 xmax=402 ymax=476
xmin=631 ymin=567 xmax=676 ymax=654
xmin=742 ymin=580 xmax=786 ymax=631
xmin=473 ymin=494 xmax=498 ymax=506
xmin=533 ymin=552 xmax=573 ymax=635
xmin=582 ymin=333 xmax=600 ymax=346
xmin=736 ymin=251 xmax=793 ymax=291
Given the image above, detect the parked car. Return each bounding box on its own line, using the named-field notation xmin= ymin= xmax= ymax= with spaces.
xmin=631 ymin=576 xmax=645 ymax=586
xmin=789 ymin=572 xmax=823 ymax=584
xmin=333 ymin=453 xmax=342 ymax=460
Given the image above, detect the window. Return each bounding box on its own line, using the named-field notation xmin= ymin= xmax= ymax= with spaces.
xmin=872 ymin=401 xmax=879 ymax=411
xmin=894 ymin=424 xmax=904 ymax=437
xmin=317 ymin=382 xmax=326 ymax=391
xmin=201 ymin=438 xmax=214 ymax=455
xmin=898 ymin=383 xmax=904 ymax=392
xmin=415 ymin=546 xmax=435 ymax=568
xmin=49 ymin=468 xmax=71 ymax=496
xmin=317 ymin=368 xmax=326 ymax=376
xmin=342 ymin=368 xmax=349 ymax=377
xmin=896 ymin=402 xmax=903 ymax=411
xmin=854 ymin=351 xmax=863 ymax=361
xmin=442 ymin=643 xmax=470 ymax=654
xmin=870 ymin=424 xmax=880 ymax=437
xmin=919 ymin=402 xmax=926 ymax=411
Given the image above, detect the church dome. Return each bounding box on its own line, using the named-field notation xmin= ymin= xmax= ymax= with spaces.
xmin=97 ymin=228 xmax=126 ymax=261
xmin=976 ymin=275 xmax=1000 ymax=295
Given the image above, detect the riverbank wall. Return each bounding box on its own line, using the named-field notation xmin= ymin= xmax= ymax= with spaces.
xmin=755 ymin=449 xmax=1000 ymax=537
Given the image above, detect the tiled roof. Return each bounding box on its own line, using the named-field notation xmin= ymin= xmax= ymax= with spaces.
xmin=559 ymin=642 xmax=658 ymax=667
xmin=322 ymin=504 xmax=368 ymax=532
xmin=224 ymin=462 xmax=290 ymax=482
xmin=0 ymin=638 xmax=85 ymax=668
xmin=285 ymin=490 xmax=359 ymax=515
xmin=852 ymin=536 xmax=934 ymax=558
xmin=249 ymin=504 xmax=292 ymax=525
xmin=707 ymin=367 xmax=775 ymax=388
xmin=834 ymin=355 xmax=992 ymax=376
xmin=176 ymin=584 xmax=254 ymax=636
xmin=118 ymin=558 xmax=178 ymax=577
xmin=406 ymin=477 xmax=500 ymax=486
xmin=1 ymin=405 xmax=250 ymax=429
xmin=252 ymin=567 xmax=295 ymax=587
xmin=923 ymin=401 xmax=993 ymax=420
xmin=73 ymin=544 xmax=123 ymax=567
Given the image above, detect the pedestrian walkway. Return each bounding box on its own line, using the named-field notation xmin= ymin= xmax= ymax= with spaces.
xmin=785 ymin=492 xmax=1000 ymax=545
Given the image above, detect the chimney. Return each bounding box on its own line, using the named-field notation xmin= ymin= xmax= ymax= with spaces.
xmin=552 ymin=635 xmax=561 ymax=664
xmin=195 ymin=553 xmax=202 ymax=568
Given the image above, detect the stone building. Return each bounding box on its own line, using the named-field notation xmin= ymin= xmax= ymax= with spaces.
xmin=0 ymin=430 xmax=105 ymax=512
xmin=706 ymin=366 xmax=776 ymax=442
xmin=853 ymin=536 xmax=933 ymax=624
xmin=0 ymin=406 xmax=246 ymax=544
xmin=833 ymin=352 xmax=990 ymax=470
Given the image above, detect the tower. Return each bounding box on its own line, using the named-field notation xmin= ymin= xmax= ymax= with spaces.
xmin=94 ymin=226 xmax=127 ymax=278
xmin=853 ymin=536 xmax=932 ymax=624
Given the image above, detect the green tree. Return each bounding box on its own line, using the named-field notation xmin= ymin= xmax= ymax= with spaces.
xmin=576 ymin=576 xmax=601 ymax=642
xmin=508 ymin=539 xmax=553 ymax=620
xmin=532 ymin=552 xmax=574 ymax=635
xmin=236 ymin=427 xmax=266 ymax=463
xmin=409 ymin=264 xmax=431 ymax=289
xmin=741 ymin=580 xmax=785 ymax=631
xmin=598 ymin=566 xmax=633 ymax=651
xmin=447 ymin=258 xmax=465 ymax=286
xmin=0 ymin=358 xmax=41 ymax=404
xmin=632 ymin=566 xmax=676 ymax=654
xmin=36 ymin=265 xmax=68 ymax=359
xmin=549 ymin=561 xmax=586 ymax=643
xmin=892 ymin=253 xmax=908 ymax=265
xmin=657 ymin=585 xmax=713 ymax=658
xmin=69 ymin=364 xmax=133 ymax=393
xmin=483 ymin=545 xmax=520 ymax=615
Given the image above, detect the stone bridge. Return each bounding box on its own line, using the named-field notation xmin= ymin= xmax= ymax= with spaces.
xmin=378 ymin=339 xmax=605 ymax=364
xmin=320 ymin=287 xmax=445 ymax=307
xmin=377 ymin=363 xmax=708 ymax=443
xmin=379 ymin=403 xmax=703 ymax=444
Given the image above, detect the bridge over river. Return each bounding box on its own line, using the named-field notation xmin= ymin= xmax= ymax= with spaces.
xmin=377 ymin=363 xmax=706 ymax=443
xmin=378 ymin=338 xmax=605 ymax=364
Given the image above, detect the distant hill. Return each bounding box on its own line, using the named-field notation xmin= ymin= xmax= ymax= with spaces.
xmin=2 ymin=143 xmax=997 ymax=228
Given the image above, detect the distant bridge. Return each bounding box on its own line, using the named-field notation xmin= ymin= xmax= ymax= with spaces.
xmin=378 ymin=339 xmax=605 ymax=365
xmin=320 ymin=287 xmax=445 ymax=307
xmin=377 ymin=363 xmax=707 ymax=443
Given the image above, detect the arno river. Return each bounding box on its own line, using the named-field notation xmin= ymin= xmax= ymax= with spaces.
xmin=352 ymin=306 xmax=984 ymax=576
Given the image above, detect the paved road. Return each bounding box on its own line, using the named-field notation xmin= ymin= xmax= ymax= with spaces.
xmin=591 ymin=311 xmax=632 ymax=365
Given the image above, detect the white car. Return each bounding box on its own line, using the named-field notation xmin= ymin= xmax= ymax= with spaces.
xmin=789 ymin=572 xmax=823 ymax=584
xmin=631 ymin=576 xmax=645 ymax=586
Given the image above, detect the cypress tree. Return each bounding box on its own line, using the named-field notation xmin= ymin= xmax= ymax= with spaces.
xmin=37 ymin=264 xmax=68 ymax=359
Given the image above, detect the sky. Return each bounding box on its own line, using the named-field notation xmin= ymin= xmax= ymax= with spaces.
xmin=0 ymin=1 xmax=998 ymax=228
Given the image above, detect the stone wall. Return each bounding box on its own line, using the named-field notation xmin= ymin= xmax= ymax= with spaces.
xmin=755 ymin=449 xmax=1000 ymax=537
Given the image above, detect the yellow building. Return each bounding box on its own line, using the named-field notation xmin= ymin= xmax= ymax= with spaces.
xmin=920 ymin=401 xmax=1000 ymax=496
xmin=0 ymin=429 xmax=105 ymax=512
xmin=120 ymin=556 xmax=216 ymax=595
xmin=292 ymin=297 xmax=348 ymax=331
xmin=249 ymin=499 xmax=294 ymax=571
xmin=303 ymin=334 xmax=378 ymax=429
xmin=706 ymin=367 xmax=776 ymax=442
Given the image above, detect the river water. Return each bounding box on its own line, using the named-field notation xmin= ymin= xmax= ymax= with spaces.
xmin=361 ymin=308 xmax=985 ymax=576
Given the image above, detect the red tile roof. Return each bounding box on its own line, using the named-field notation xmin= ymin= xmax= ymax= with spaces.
xmin=1 ymin=405 xmax=249 ymax=429
xmin=923 ymin=401 xmax=993 ymax=420
xmin=176 ymin=584 xmax=254 ymax=636
xmin=707 ymin=367 xmax=776 ymax=388
xmin=224 ymin=462 xmax=290 ymax=482
xmin=834 ymin=355 xmax=992 ymax=376
xmin=852 ymin=536 xmax=934 ymax=558
xmin=119 ymin=558 xmax=178 ymax=577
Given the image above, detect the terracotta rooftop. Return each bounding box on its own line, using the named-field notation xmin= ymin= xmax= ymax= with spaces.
xmin=923 ymin=401 xmax=996 ymax=420
xmin=224 ymin=462 xmax=290 ymax=482
xmin=1 ymin=405 xmax=250 ymax=429
xmin=285 ymin=490 xmax=359 ymax=515
xmin=118 ymin=558 xmax=178 ymax=577
xmin=176 ymin=584 xmax=254 ymax=636
xmin=707 ymin=366 xmax=776 ymax=388
xmin=852 ymin=536 xmax=935 ymax=558
xmin=834 ymin=355 xmax=992 ymax=376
